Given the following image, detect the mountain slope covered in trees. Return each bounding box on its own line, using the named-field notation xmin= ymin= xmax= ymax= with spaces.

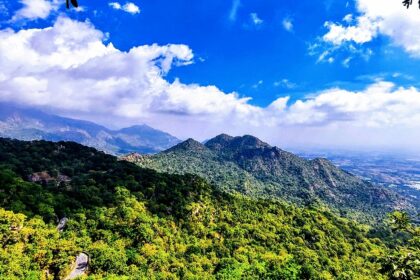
xmin=0 ymin=103 xmax=180 ymax=154
xmin=0 ymin=138 xmax=418 ymax=279
xmin=128 ymin=134 xmax=415 ymax=222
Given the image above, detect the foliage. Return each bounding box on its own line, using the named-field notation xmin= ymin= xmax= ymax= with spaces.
xmin=130 ymin=136 xmax=414 ymax=223
xmin=379 ymin=212 xmax=420 ymax=280
xmin=0 ymin=138 xmax=418 ymax=279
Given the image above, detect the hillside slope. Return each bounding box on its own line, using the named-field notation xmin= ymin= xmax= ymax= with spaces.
xmin=128 ymin=134 xmax=414 ymax=221
xmin=0 ymin=138 xmax=416 ymax=279
xmin=0 ymin=103 xmax=180 ymax=154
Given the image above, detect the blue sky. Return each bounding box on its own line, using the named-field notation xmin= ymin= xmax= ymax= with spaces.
xmin=1 ymin=0 xmax=420 ymax=151
xmin=3 ymin=0 xmax=419 ymax=105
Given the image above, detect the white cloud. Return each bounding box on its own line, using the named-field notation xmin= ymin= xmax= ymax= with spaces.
xmin=250 ymin=13 xmax=263 ymax=25
xmin=109 ymin=2 xmax=140 ymax=14
xmin=252 ymin=80 xmax=263 ymax=89
xmin=342 ymin=57 xmax=352 ymax=68
xmin=310 ymin=36 xmax=373 ymax=66
xmin=0 ymin=17 xmax=258 ymax=130
xmin=282 ymin=17 xmax=293 ymax=32
xmin=109 ymin=2 xmax=122 ymax=10
xmin=280 ymin=82 xmax=420 ymax=127
xmin=12 ymin=0 xmax=59 ymax=21
xmin=2 ymin=17 xmax=420 ymax=151
xmin=323 ymin=15 xmax=378 ymax=45
xmin=342 ymin=14 xmax=353 ymax=23
xmin=229 ymin=0 xmax=241 ymax=22
xmin=322 ymin=0 xmax=420 ymax=57
xmin=274 ymin=79 xmax=297 ymax=89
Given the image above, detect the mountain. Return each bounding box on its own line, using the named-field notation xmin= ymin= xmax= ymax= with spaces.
xmin=296 ymin=150 xmax=420 ymax=209
xmin=0 ymin=138 xmax=416 ymax=279
xmin=127 ymin=134 xmax=415 ymax=221
xmin=0 ymin=103 xmax=180 ymax=154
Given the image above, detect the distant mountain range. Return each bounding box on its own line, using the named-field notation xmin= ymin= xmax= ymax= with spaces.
xmin=0 ymin=103 xmax=180 ymax=154
xmin=124 ymin=134 xmax=416 ymax=221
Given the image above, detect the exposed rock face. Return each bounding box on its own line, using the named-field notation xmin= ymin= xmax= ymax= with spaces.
xmin=29 ymin=171 xmax=71 ymax=185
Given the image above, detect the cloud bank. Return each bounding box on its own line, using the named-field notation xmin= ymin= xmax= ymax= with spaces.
xmin=1 ymin=17 xmax=420 ymax=151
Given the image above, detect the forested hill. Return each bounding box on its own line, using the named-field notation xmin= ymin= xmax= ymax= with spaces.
xmin=0 ymin=138 xmax=418 ymax=279
xmin=127 ymin=134 xmax=415 ymax=222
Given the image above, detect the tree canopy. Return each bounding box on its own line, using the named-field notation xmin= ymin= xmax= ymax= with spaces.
xmin=0 ymin=138 xmax=418 ymax=279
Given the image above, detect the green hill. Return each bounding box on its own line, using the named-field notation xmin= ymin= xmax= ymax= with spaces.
xmin=0 ymin=138 xmax=418 ymax=279
xmin=127 ymin=134 xmax=414 ymax=222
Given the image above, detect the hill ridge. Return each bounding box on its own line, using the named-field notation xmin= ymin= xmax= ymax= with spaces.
xmin=0 ymin=103 xmax=181 ymax=155
xmin=131 ymin=133 xmax=415 ymax=221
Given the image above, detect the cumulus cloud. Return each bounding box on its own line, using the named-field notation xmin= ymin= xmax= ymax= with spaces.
xmin=0 ymin=17 xmax=259 ymax=131
xmin=12 ymin=0 xmax=59 ymax=21
xmin=109 ymin=2 xmax=140 ymax=14
xmin=2 ymin=17 xmax=420 ymax=151
xmin=322 ymin=0 xmax=420 ymax=57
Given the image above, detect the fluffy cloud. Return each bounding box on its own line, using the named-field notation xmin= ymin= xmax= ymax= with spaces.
xmin=281 ymin=82 xmax=420 ymax=127
xmin=323 ymin=0 xmax=420 ymax=57
xmin=0 ymin=17 xmax=259 ymax=130
xmin=323 ymin=16 xmax=378 ymax=45
xmin=109 ymin=2 xmax=140 ymax=14
xmin=2 ymin=17 xmax=420 ymax=151
xmin=12 ymin=0 xmax=59 ymax=21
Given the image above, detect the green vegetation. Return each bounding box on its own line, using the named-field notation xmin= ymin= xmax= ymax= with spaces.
xmin=0 ymin=138 xmax=418 ymax=279
xmin=128 ymin=135 xmax=414 ymax=223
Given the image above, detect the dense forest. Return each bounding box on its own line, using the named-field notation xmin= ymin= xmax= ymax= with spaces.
xmin=128 ymin=135 xmax=414 ymax=223
xmin=0 ymin=138 xmax=418 ymax=279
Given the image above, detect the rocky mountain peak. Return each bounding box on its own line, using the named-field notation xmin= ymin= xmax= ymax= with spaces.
xmin=205 ymin=134 xmax=271 ymax=153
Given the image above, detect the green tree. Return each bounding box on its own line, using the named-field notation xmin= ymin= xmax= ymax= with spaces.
xmin=380 ymin=212 xmax=420 ymax=280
